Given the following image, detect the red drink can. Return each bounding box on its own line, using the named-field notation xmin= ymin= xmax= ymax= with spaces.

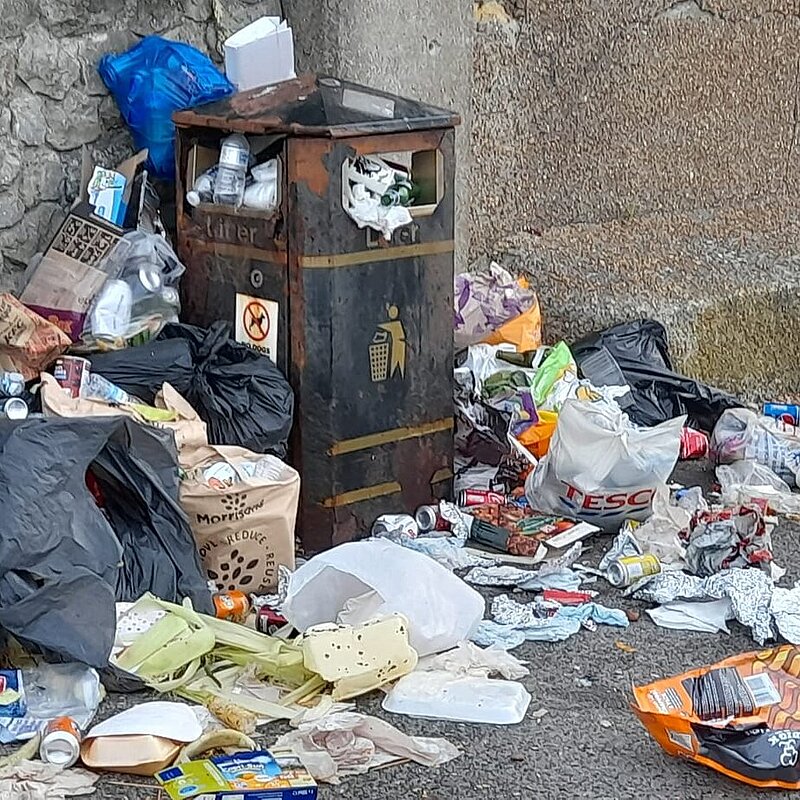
xmin=415 ymin=504 xmax=450 ymax=532
xmin=458 ymin=489 xmax=507 ymax=507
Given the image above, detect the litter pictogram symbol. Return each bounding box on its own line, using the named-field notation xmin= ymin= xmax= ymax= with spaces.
xmin=244 ymin=300 xmax=270 ymax=343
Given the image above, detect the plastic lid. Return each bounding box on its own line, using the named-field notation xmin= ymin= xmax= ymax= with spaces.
xmin=186 ymin=190 xmax=201 ymax=207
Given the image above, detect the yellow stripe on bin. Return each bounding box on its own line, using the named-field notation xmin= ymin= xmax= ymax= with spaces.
xmin=322 ymin=481 xmax=402 ymax=508
xmin=329 ymin=417 xmax=454 ymax=456
xmin=300 ymin=239 xmax=454 ymax=269
xmin=431 ymin=468 xmax=454 ymax=484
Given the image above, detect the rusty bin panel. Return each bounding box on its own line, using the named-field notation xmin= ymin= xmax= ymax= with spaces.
xmin=175 ymin=75 xmax=458 ymax=552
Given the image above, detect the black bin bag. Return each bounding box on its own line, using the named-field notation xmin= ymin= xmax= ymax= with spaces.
xmin=570 ymin=319 xmax=743 ymax=432
xmin=0 ymin=416 xmax=213 ymax=667
xmin=89 ymin=321 xmax=294 ymax=457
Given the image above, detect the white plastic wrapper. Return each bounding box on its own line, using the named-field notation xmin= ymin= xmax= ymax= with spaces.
xmin=717 ymin=460 xmax=800 ymax=513
xmin=421 ymin=641 xmax=529 ymax=680
xmin=525 ymin=399 xmax=684 ymax=531
xmin=243 ymin=160 xmax=278 ymax=211
xmin=283 ymin=539 xmax=485 ymax=656
xmin=382 ymin=670 xmax=531 ymax=725
xmin=271 ymin=711 xmax=460 ymax=783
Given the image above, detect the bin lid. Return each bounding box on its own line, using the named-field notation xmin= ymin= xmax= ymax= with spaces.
xmin=173 ymin=74 xmax=460 ymax=137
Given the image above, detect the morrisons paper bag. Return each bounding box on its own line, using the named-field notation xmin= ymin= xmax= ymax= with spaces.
xmin=0 ymin=294 xmax=70 ymax=379
xmin=40 ymin=374 xmax=207 ymax=462
xmin=180 ymin=446 xmax=299 ymax=592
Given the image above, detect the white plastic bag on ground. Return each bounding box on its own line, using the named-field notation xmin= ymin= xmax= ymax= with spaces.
xmin=283 ymin=540 xmax=485 ymax=656
xmin=525 ymin=400 xmax=684 ymax=531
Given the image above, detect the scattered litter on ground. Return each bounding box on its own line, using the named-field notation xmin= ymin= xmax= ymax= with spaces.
xmin=2 ymin=36 xmax=800 ymax=798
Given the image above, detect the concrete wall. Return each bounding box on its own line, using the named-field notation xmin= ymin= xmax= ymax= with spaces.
xmin=0 ymin=0 xmax=277 ymax=292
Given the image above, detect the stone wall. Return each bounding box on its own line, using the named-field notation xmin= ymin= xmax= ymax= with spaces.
xmin=0 ymin=0 xmax=278 ymax=292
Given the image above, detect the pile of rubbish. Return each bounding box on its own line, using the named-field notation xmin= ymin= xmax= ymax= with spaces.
xmin=5 ymin=21 xmax=800 ymax=800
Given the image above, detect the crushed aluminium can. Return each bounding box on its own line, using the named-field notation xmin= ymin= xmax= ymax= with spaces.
xmin=213 ymin=591 xmax=250 ymax=624
xmin=0 ymin=397 xmax=28 ymax=419
xmin=607 ymin=554 xmax=661 ymax=587
xmin=415 ymin=504 xmax=451 ymax=533
xmin=680 ymin=426 xmax=709 ymax=460
xmin=53 ymin=356 xmax=90 ymax=399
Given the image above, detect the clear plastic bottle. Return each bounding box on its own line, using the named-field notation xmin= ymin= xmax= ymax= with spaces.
xmin=213 ymin=133 xmax=250 ymax=207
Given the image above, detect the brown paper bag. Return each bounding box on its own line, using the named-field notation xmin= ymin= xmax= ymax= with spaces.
xmin=0 ymin=294 xmax=71 ymax=380
xmin=40 ymin=374 xmax=208 ymax=462
xmin=180 ymin=445 xmax=299 ymax=592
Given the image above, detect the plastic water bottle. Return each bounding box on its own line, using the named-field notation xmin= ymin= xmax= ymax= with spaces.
xmin=213 ymin=134 xmax=250 ymax=207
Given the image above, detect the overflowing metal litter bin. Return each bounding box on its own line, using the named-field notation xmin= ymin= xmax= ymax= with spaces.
xmin=173 ymin=74 xmax=459 ymax=552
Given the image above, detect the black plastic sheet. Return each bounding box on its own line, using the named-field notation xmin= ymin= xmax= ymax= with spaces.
xmin=90 ymin=321 xmax=294 ymax=457
xmin=0 ymin=416 xmax=212 ymax=667
xmin=571 ymin=320 xmax=743 ymax=432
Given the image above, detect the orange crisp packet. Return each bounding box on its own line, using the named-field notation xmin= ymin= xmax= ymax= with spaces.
xmin=633 ymin=645 xmax=800 ymax=789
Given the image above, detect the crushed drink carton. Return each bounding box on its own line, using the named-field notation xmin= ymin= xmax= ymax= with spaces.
xmin=156 ymin=750 xmax=317 ymax=800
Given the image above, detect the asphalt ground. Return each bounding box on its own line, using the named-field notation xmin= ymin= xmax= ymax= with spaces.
xmin=89 ymin=459 xmax=800 ymax=799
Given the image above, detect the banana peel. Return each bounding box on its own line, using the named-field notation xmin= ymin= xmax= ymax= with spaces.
xmin=175 ymin=729 xmax=257 ymax=764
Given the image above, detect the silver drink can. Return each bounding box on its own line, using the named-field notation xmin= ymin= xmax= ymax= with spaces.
xmin=1 ymin=397 xmax=28 ymax=419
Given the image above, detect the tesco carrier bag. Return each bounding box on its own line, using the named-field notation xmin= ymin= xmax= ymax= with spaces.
xmin=525 ymin=399 xmax=684 ymax=531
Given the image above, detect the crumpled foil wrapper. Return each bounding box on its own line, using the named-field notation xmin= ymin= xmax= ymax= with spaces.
xmin=251 ymin=564 xmax=293 ymax=613
xmin=629 ymin=567 xmax=775 ymax=644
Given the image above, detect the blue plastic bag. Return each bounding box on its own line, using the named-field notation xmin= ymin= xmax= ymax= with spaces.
xmin=99 ymin=36 xmax=234 ymax=180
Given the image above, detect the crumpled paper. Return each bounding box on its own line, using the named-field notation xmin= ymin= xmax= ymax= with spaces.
xmin=629 ymin=568 xmax=775 ymax=644
xmin=471 ymin=593 xmax=629 ymax=650
xmin=271 ymin=711 xmax=460 ymax=784
xmin=421 ymin=641 xmax=529 ymax=680
xmin=628 ymin=488 xmax=690 ymax=565
xmin=770 ymin=585 xmax=800 ymax=643
xmin=645 ymin=598 xmax=734 ymax=634
xmin=0 ymin=760 xmax=98 ymax=800
xmin=464 ymin=564 xmax=583 ymax=592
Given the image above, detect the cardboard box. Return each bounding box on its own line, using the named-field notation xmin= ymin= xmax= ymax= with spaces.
xmin=224 ymin=16 xmax=295 ymax=91
xmin=19 ymin=150 xmax=158 ymax=341
xmin=157 ymin=751 xmax=317 ymax=800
